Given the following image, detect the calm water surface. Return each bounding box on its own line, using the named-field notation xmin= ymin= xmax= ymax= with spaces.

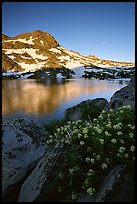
xmin=2 ymin=78 xmax=129 ymax=124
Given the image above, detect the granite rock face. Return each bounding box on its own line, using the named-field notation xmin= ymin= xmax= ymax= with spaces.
xmin=18 ymin=142 xmax=64 ymax=202
xmin=105 ymin=74 xmax=135 ymax=110
xmin=76 ymin=164 xmax=134 ymax=202
xmin=2 ymin=113 xmax=49 ymax=199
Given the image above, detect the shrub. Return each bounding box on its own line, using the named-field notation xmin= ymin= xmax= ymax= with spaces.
xmin=47 ymin=105 xmax=135 ymax=201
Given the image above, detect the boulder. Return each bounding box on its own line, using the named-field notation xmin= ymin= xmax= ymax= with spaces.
xmin=76 ymin=164 xmax=134 ymax=202
xmin=105 ymin=74 xmax=135 ymax=110
xmin=18 ymin=142 xmax=64 ymax=202
xmin=2 ymin=113 xmax=49 ymax=200
xmin=64 ymin=98 xmax=108 ymax=122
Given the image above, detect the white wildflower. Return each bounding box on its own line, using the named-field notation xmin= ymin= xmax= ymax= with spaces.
xmin=119 ymin=147 xmax=126 ymax=153
xmin=84 ymin=134 xmax=88 ymax=139
xmin=129 ymin=133 xmax=134 ymax=138
xmin=49 ymin=135 xmax=53 ymax=138
xmin=117 ymin=131 xmax=122 ymax=136
xmin=99 ymin=139 xmax=104 ymax=144
xmin=83 ymin=128 xmax=88 ymax=134
xmin=89 ymin=169 xmax=94 ymax=174
xmin=130 ymin=146 xmax=135 ymax=152
xmin=47 ymin=139 xmax=53 ymax=144
xmin=101 ymin=163 xmax=107 ymax=169
xmin=80 ymin=141 xmax=85 ymax=145
xmin=109 ymin=109 xmax=113 ymax=112
xmin=113 ymin=123 xmax=122 ymax=129
xmin=106 ymin=123 xmax=111 ymax=128
xmin=59 ymin=172 xmax=64 ymax=179
xmin=131 ymin=126 xmax=135 ymax=130
xmin=84 ymin=179 xmax=89 ymax=186
xmin=127 ymin=124 xmax=133 ymax=128
xmin=96 ymin=155 xmax=101 ymax=160
xmin=57 ymin=128 xmax=61 ymax=132
xmin=78 ymin=133 xmax=82 ymax=138
xmin=93 ymin=118 xmax=97 ymax=122
xmin=99 ymin=115 xmax=103 ymax=120
xmin=73 ymin=129 xmax=79 ymax=134
xmin=87 ymin=188 xmax=95 ymax=196
xmin=94 ymin=127 xmax=102 ymax=133
xmin=61 ymin=139 xmax=65 ymax=143
xmin=67 ymin=121 xmax=71 ymax=125
xmin=122 ymin=105 xmax=131 ymax=109
xmin=111 ymin=139 xmax=117 ymax=143
xmin=69 ymin=168 xmax=74 ymax=175
xmin=71 ymin=192 xmax=77 ymax=200
xmin=97 ymin=128 xmax=102 ymax=134
xmin=90 ymin=158 xmax=95 ymax=164
xmin=86 ymin=157 xmax=90 ymax=162
xmin=120 ymin=139 xmax=124 ymax=144
xmin=105 ymin=131 xmax=111 ymax=137
xmin=124 ymin=154 xmax=129 ymax=158
xmin=65 ymin=140 xmax=70 ymax=144
xmin=117 ymin=153 xmax=122 ymax=157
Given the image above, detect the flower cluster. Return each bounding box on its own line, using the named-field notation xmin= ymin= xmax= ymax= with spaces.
xmin=46 ymin=105 xmax=135 ymax=201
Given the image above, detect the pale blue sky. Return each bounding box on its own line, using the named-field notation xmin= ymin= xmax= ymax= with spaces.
xmin=2 ymin=2 xmax=135 ymax=62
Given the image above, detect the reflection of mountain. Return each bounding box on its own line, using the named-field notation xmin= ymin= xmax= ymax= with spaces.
xmin=2 ymin=79 xmax=128 ymax=116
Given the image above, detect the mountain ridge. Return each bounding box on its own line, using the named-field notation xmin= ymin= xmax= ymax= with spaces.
xmin=2 ymin=29 xmax=135 ymax=73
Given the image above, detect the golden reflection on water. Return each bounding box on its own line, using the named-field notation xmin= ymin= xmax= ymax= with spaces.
xmin=2 ymin=78 xmax=128 ymax=116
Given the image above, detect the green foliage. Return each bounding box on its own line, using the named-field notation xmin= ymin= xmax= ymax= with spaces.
xmin=47 ymin=105 xmax=135 ymax=200
xmin=44 ymin=119 xmax=67 ymax=135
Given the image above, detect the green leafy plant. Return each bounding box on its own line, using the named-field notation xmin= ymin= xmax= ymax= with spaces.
xmin=47 ymin=105 xmax=135 ymax=201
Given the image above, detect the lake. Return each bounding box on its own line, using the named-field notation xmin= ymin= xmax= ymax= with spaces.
xmin=2 ymin=77 xmax=130 ymax=125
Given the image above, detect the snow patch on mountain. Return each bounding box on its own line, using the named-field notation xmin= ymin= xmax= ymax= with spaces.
xmin=40 ymin=40 xmax=44 ymax=45
xmin=49 ymin=47 xmax=62 ymax=54
xmin=17 ymin=62 xmax=45 ymax=72
xmin=65 ymin=60 xmax=83 ymax=69
xmin=4 ymin=48 xmax=48 ymax=60
xmin=4 ymin=36 xmax=37 ymax=45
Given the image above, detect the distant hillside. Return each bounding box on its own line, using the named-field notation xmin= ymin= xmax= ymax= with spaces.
xmin=2 ymin=29 xmax=135 ymax=73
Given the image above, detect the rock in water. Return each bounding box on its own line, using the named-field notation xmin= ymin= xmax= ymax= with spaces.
xmin=64 ymin=98 xmax=108 ymax=122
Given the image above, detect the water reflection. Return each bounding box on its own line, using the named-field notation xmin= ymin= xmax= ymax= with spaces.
xmin=2 ymin=78 xmax=129 ymax=118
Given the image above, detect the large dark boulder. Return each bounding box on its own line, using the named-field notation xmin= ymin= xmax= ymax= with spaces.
xmin=64 ymin=98 xmax=108 ymax=122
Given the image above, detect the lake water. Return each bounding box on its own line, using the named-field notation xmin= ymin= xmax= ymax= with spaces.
xmin=2 ymin=77 xmax=130 ymax=125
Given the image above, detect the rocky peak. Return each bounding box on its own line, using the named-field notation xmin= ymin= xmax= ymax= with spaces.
xmin=2 ymin=30 xmax=135 ymax=73
xmin=2 ymin=34 xmax=11 ymax=41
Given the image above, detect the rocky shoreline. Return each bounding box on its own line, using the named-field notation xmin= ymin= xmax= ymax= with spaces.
xmin=2 ymin=75 xmax=135 ymax=202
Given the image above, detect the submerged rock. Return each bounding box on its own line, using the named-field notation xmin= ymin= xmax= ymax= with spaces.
xmin=2 ymin=113 xmax=49 ymax=200
xmin=64 ymin=98 xmax=108 ymax=122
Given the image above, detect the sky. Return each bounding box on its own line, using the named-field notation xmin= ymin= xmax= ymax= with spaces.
xmin=2 ymin=2 xmax=135 ymax=63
